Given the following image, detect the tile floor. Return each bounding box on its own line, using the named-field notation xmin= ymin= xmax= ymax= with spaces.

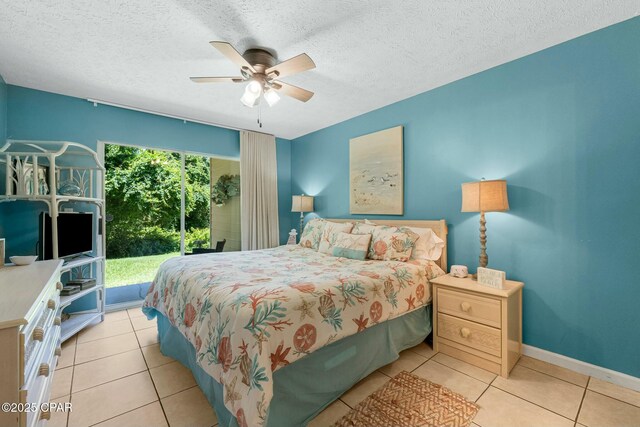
xmin=51 ymin=308 xmax=640 ymax=427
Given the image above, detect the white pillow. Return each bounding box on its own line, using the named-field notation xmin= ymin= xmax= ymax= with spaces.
xmin=402 ymin=226 xmax=445 ymax=261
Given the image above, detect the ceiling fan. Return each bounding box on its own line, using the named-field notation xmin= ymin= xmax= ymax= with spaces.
xmin=191 ymin=41 xmax=316 ymax=108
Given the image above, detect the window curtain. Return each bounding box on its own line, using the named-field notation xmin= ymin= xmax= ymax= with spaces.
xmin=240 ymin=131 xmax=280 ymax=250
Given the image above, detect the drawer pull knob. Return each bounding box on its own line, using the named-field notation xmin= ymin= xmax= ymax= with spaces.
xmin=48 ymin=299 xmax=57 ymax=310
xmin=460 ymin=302 xmax=471 ymax=312
xmin=55 ymin=346 xmax=62 ymax=357
xmin=56 ymin=281 xmax=63 ymax=291
xmin=460 ymin=327 xmax=471 ymax=338
xmin=33 ymin=327 xmax=45 ymax=341
xmin=54 ymin=316 xmax=62 ymax=326
xmin=39 ymin=363 xmax=50 ymax=377
xmin=40 ymin=410 xmax=51 ymax=421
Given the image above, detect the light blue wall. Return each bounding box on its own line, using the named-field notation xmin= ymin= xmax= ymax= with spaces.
xmin=0 ymin=74 xmax=6 ymax=140
xmin=276 ymin=135 xmax=292 ymax=243
xmin=0 ymin=86 xmax=291 ymax=260
xmin=291 ymin=17 xmax=640 ymax=377
xmin=0 ymin=74 xmax=7 ymax=241
xmin=0 ymin=86 xmax=291 ymax=310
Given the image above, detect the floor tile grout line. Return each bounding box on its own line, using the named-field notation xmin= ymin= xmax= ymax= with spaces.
xmin=67 ymin=368 xmax=152 ymax=397
xmin=85 ymin=401 xmax=162 ymax=427
xmin=473 ymin=381 xmax=491 ymax=404
xmin=74 ymin=345 xmax=141 ymax=366
xmin=76 ymin=329 xmax=134 ymax=345
xmin=574 ymin=377 xmax=590 ymax=423
xmin=489 ymin=384 xmax=580 ymax=422
xmin=132 ymin=324 xmax=156 ymax=332
xmin=427 ymin=359 xmax=494 ymax=385
xmin=64 ymin=356 xmax=75 ymax=427
xmin=518 ymin=359 xmax=589 ymax=388
xmin=377 ymin=369 xmax=392 ymax=378
xmin=587 ymin=388 xmax=640 ymax=409
xmin=516 ymin=363 xmax=589 ymax=389
xmin=146 ymin=350 xmax=197 ymax=402
xmin=409 ymin=357 xmax=430 ymax=374
xmin=138 ymin=332 xmax=172 ymax=427
xmin=74 ymin=342 xmax=142 ymax=365
xmin=338 ymin=398 xmax=353 ymax=410
xmin=159 ymin=383 xmax=201 ymax=402
xmin=430 ymin=356 xmax=497 ymax=385
xmin=70 ymin=364 xmax=148 ymax=395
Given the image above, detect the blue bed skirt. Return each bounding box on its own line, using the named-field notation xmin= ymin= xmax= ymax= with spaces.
xmin=151 ymin=305 xmax=432 ymax=427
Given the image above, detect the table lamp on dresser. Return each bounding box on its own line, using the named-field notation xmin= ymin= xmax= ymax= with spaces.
xmin=291 ymin=194 xmax=314 ymax=237
xmin=461 ymin=179 xmax=509 ymax=268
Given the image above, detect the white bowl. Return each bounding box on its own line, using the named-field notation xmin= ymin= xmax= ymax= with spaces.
xmin=10 ymin=256 xmax=38 ymax=266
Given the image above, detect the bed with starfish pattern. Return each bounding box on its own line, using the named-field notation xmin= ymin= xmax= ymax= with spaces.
xmin=143 ymin=242 xmax=446 ymax=426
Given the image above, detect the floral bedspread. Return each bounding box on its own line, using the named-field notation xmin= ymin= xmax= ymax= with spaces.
xmin=142 ymin=245 xmax=445 ymax=427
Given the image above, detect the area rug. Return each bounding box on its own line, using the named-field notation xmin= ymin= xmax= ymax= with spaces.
xmin=332 ymin=371 xmax=480 ymax=427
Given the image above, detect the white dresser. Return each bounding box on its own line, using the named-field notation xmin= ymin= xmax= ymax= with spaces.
xmin=0 ymin=260 xmax=63 ymax=427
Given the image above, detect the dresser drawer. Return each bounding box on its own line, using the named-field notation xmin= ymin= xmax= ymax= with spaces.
xmin=21 ymin=278 xmax=61 ymax=387
xmin=21 ymin=323 xmax=60 ymax=427
xmin=438 ymin=288 xmax=501 ymax=328
xmin=437 ymin=313 xmax=501 ymax=357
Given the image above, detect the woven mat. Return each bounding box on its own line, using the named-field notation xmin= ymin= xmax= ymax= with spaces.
xmin=332 ymin=371 xmax=480 ymax=427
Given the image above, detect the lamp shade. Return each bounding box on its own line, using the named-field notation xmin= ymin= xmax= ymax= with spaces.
xmin=291 ymin=195 xmax=314 ymax=213
xmin=461 ymin=180 xmax=509 ymax=212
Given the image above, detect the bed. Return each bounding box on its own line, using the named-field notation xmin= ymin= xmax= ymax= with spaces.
xmin=143 ymin=219 xmax=447 ymax=427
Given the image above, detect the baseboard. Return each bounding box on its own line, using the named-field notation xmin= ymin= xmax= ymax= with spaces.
xmin=105 ymin=300 xmax=143 ymax=313
xmin=522 ymin=344 xmax=640 ymax=392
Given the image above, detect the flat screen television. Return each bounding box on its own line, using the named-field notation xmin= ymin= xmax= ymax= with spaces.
xmin=39 ymin=212 xmax=94 ymax=260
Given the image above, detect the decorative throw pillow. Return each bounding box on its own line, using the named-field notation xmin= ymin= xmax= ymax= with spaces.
xmin=399 ymin=226 xmax=446 ymax=261
xmin=318 ymin=221 xmax=354 ymax=254
xmin=331 ymin=232 xmax=372 ymax=261
xmin=299 ymin=218 xmax=326 ymax=250
xmin=368 ymin=225 xmax=419 ymax=261
xmin=351 ymin=221 xmax=376 ymax=235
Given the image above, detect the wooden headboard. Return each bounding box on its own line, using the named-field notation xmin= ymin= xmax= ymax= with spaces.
xmin=326 ymin=219 xmax=448 ymax=272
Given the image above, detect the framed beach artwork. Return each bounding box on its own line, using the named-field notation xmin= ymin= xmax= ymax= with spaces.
xmin=350 ymin=125 xmax=403 ymax=215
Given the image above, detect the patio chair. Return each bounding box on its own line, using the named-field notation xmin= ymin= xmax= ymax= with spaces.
xmin=187 ymin=239 xmax=226 ymax=255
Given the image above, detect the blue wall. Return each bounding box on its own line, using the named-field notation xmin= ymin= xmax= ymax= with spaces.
xmin=0 ymin=86 xmax=291 ymax=309
xmin=291 ymin=17 xmax=640 ymax=377
xmin=0 ymin=86 xmax=291 ymax=259
xmin=0 ymin=74 xmax=6 ymax=140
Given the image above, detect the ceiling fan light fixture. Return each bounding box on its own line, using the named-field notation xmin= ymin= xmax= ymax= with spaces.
xmin=246 ymin=79 xmax=262 ymax=95
xmin=264 ymin=88 xmax=280 ymax=107
xmin=240 ymin=89 xmax=260 ymax=108
xmin=240 ymin=80 xmax=262 ymax=108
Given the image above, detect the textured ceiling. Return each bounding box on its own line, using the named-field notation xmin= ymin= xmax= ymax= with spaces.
xmin=1 ymin=1 xmax=639 ymax=139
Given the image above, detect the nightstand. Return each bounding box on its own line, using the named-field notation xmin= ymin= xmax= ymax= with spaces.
xmin=430 ymin=274 xmax=524 ymax=377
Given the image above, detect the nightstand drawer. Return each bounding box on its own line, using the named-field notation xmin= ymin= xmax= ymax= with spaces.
xmin=438 ymin=288 xmax=501 ymax=328
xmin=437 ymin=313 xmax=501 ymax=357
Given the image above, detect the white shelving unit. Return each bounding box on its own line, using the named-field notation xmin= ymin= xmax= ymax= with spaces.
xmin=0 ymin=140 xmax=106 ymax=342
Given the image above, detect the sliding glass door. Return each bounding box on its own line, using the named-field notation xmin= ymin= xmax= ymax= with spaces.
xmin=100 ymin=142 xmax=240 ymax=304
xmin=103 ymin=144 xmax=183 ymax=290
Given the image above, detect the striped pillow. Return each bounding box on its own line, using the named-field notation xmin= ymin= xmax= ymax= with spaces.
xmin=331 ymin=232 xmax=372 ymax=261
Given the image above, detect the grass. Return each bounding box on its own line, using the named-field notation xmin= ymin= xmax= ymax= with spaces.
xmin=105 ymin=252 xmax=179 ymax=288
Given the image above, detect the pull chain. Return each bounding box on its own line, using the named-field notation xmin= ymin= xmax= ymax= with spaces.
xmin=257 ymin=102 xmax=263 ymax=128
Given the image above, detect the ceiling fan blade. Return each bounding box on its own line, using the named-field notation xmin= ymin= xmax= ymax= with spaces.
xmin=266 ymin=53 xmax=315 ymax=78
xmin=190 ymin=76 xmax=244 ymax=83
xmin=210 ymin=41 xmax=256 ymax=73
xmin=272 ymin=81 xmax=314 ymax=102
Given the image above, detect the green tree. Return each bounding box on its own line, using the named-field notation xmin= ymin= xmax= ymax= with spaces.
xmin=105 ymin=145 xmax=211 ymax=258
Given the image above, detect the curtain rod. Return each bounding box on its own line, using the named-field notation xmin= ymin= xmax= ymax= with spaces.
xmin=86 ymin=98 xmax=243 ymax=132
